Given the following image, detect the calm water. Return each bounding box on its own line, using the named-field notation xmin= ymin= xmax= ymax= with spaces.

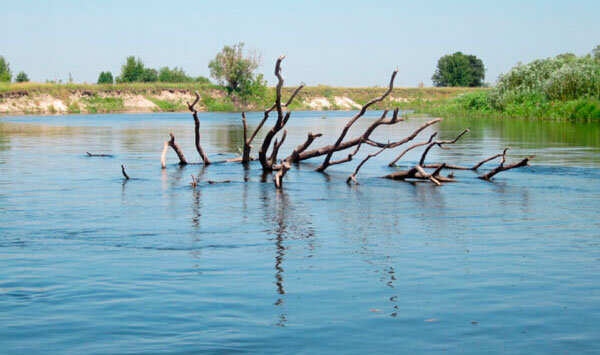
xmin=1 ymin=111 xmax=599 ymax=354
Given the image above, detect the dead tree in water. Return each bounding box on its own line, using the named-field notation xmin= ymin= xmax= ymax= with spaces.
xmin=167 ymin=133 xmax=187 ymax=165
xmin=154 ymin=55 xmax=535 ymax=188
xmin=187 ymin=91 xmax=210 ymax=165
xmin=316 ymin=70 xmax=398 ymax=172
xmin=478 ymin=148 xmax=535 ymax=180
xmin=257 ymin=56 xmax=305 ymax=172
xmin=274 ymin=132 xmax=322 ymax=189
xmin=383 ymin=128 xmax=470 ymax=185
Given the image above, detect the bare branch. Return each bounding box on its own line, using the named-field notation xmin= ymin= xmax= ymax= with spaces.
xmin=274 ymin=132 xmax=322 ymax=189
xmin=168 ymin=133 xmax=187 ymax=165
xmin=388 ymin=132 xmax=437 ymax=166
xmin=121 ymin=164 xmax=130 ymax=180
xmin=269 ymin=130 xmax=287 ymax=167
xmin=316 ymin=70 xmax=398 ymax=172
xmin=346 ymin=142 xmax=388 ymax=185
xmin=478 ymin=149 xmax=535 ymax=180
xmin=419 ymin=128 xmax=470 ymax=166
xmin=187 ymin=91 xmax=210 ymax=165
xmin=160 ymin=140 xmax=168 ymax=169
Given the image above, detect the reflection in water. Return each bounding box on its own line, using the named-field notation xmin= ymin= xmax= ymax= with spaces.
xmin=191 ymin=166 xmax=207 ymax=230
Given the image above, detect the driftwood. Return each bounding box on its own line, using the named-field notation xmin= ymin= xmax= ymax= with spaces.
xmin=346 ymin=143 xmax=387 ymax=185
xmin=187 ymin=91 xmax=210 ymax=165
xmin=422 ymin=148 xmax=510 ymax=171
xmin=388 ymin=132 xmax=437 ymax=167
xmin=86 ymin=152 xmax=113 ymax=157
xmin=385 ymin=163 xmax=455 ymax=184
xmin=478 ymin=149 xmax=535 ymax=180
xmin=316 ymin=69 xmax=398 ymax=172
xmin=382 ymin=128 xmax=470 ymax=185
xmin=240 ymin=111 xmax=265 ymax=164
xmin=167 ymin=133 xmax=187 ymax=165
xmin=150 ymin=55 xmax=536 ymax=189
xmin=121 ymin=164 xmax=130 ymax=180
xmin=274 ymin=132 xmax=322 ymax=189
xmin=160 ymin=141 xmax=168 ymax=169
xmin=418 ymin=128 xmax=470 ymax=166
xmin=258 ymin=56 xmax=304 ymax=172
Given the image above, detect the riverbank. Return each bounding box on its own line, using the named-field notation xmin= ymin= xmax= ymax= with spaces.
xmin=0 ymin=82 xmax=481 ymax=116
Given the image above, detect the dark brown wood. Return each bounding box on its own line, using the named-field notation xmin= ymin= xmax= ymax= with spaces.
xmin=187 ymin=91 xmax=210 ymax=165
xmin=478 ymin=149 xmax=535 ymax=180
xmin=121 ymin=164 xmax=130 ymax=180
xmin=274 ymin=132 xmax=322 ymax=189
xmin=86 ymin=152 xmax=113 ymax=157
xmin=295 ymin=116 xmax=440 ymax=164
xmin=346 ymin=143 xmax=388 ymax=185
xmin=316 ymin=69 xmax=398 ymax=172
xmin=418 ymin=128 xmax=470 ymax=166
xmin=269 ymin=130 xmax=287 ymax=167
xmin=167 ymin=133 xmax=187 ymax=165
xmin=422 ymin=148 xmax=510 ymax=171
xmin=258 ymin=56 xmax=305 ymax=172
xmin=388 ymin=132 xmax=437 ymax=167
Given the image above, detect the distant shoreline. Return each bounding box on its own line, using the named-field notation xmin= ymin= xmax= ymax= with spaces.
xmin=0 ymin=83 xmax=480 ymax=116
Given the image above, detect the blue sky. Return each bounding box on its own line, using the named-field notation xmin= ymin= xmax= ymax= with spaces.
xmin=3 ymin=0 xmax=600 ymax=86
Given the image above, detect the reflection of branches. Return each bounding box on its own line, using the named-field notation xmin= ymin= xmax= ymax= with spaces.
xmin=191 ymin=166 xmax=207 ymax=230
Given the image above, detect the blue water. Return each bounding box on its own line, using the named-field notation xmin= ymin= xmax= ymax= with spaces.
xmin=1 ymin=112 xmax=599 ymax=353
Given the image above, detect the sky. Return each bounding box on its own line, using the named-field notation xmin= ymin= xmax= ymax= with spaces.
xmin=2 ymin=0 xmax=600 ymax=87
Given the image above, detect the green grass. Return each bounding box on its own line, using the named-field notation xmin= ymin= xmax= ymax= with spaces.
xmin=409 ymin=91 xmax=600 ymax=121
xmin=147 ymin=97 xmax=185 ymax=112
xmin=82 ymin=96 xmax=124 ymax=113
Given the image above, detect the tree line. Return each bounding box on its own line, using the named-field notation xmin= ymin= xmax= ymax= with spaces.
xmin=1 ymin=44 xmax=493 ymax=92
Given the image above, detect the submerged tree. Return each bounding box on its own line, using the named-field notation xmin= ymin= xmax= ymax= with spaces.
xmin=15 ymin=71 xmax=29 ymax=83
xmin=432 ymin=52 xmax=485 ymax=87
xmin=0 ymin=56 xmax=11 ymax=82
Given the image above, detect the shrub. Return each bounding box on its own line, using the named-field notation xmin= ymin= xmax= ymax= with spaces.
xmin=15 ymin=71 xmax=29 ymax=83
xmin=158 ymin=67 xmax=191 ymax=82
xmin=0 ymin=56 xmax=11 ymax=82
xmin=489 ymin=54 xmax=600 ymax=110
xmin=97 ymin=71 xmax=113 ymax=84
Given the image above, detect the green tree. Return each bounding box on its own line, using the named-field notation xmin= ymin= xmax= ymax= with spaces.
xmin=209 ymin=42 xmax=262 ymax=94
xmin=593 ymin=45 xmax=600 ymax=61
xmin=0 ymin=56 xmax=12 ymax=82
xmin=140 ymin=68 xmax=158 ymax=82
xmin=195 ymin=76 xmax=211 ymax=84
xmin=117 ymin=56 xmax=145 ymax=83
xmin=97 ymin=71 xmax=114 ymax=84
xmin=15 ymin=71 xmax=29 ymax=83
xmin=158 ymin=66 xmax=192 ymax=82
xmin=432 ymin=52 xmax=485 ymax=87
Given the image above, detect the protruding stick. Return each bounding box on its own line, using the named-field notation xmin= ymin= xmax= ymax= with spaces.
xmin=167 ymin=133 xmax=187 ymax=165
xmin=161 ymin=141 xmax=168 ymax=169
xmin=121 ymin=165 xmax=130 ymax=180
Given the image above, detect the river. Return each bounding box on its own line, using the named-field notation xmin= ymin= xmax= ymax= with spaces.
xmin=1 ymin=111 xmax=599 ymax=353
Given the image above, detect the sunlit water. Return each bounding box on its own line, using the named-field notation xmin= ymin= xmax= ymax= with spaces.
xmin=1 ymin=111 xmax=599 ymax=353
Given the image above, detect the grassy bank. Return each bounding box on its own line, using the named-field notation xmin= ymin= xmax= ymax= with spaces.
xmin=0 ymin=82 xmax=479 ymax=115
xmin=417 ymin=53 xmax=600 ymax=121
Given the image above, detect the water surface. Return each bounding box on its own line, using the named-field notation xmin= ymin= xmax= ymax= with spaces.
xmin=1 ymin=112 xmax=599 ymax=353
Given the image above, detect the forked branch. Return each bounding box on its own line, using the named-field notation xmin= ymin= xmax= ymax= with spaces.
xmin=316 ymin=69 xmax=399 ymax=172
xmin=478 ymin=148 xmax=535 ymax=180
xmin=187 ymin=91 xmax=210 ymax=165
xmin=274 ymin=132 xmax=322 ymax=189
